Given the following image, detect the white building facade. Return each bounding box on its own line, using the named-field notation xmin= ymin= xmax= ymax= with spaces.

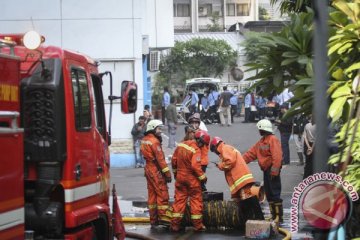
xmin=173 ymin=0 xmax=259 ymax=32
xmin=0 ymin=0 xmax=174 ymax=167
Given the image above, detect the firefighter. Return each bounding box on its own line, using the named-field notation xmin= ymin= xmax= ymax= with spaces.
xmin=242 ymin=119 xmax=283 ymax=223
xmin=183 ymin=124 xmax=196 ymax=141
xmin=210 ymin=137 xmax=264 ymax=221
xmin=188 ymin=113 xmax=209 ymax=191
xmin=170 ymin=130 xmax=209 ymax=232
xmin=140 ymin=119 xmax=172 ymax=227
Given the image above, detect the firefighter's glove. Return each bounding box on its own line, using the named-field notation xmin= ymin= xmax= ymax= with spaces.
xmin=165 ymin=176 xmax=172 ymax=183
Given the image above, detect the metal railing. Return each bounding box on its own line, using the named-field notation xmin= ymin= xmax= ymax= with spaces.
xmin=0 ymin=111 xmax=23 ymax=134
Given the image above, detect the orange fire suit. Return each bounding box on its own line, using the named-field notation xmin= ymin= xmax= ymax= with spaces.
xmin=200 ymin=144 xmax=209 ymax=191
xmin=216 ymin=142 xmax=255 ymax=199
xmin=171 ymin=140 xmax=206 ymax=231
xmin=242 ymin=135 xmax=282 ymax=176
xmin=242 ymin=134 xmax=283 ymax=203
xmin=140 ymin=133 xmax=172 ymax=225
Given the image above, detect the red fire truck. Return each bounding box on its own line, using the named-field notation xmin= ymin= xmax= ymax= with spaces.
xmin=0 ymin=31 xmax=137 ymax=239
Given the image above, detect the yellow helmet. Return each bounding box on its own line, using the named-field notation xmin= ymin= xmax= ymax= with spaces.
xmin=146 ymin=119 xmax=163 ymax=132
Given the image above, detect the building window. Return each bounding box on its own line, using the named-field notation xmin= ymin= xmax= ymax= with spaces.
xmin=176 ymin=4 xmax=190 ymax=17
xmin=199 ymin=4 xmax=212 ymax=17
xmin=237 ymin=4 xmax=249 ymax=16
xmin=226 ymin=3 xmax=235 ymax=16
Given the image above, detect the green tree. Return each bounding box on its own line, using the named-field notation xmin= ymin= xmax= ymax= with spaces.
xmin=327 ymin=0 xmax=360 ymax=192
xmin=270 ymin=0 xmax=313 ymax=15
xmin=243 ymin=11 xmax=314 ymax=116
xmin=259 ymin=6 xmax=271 ymax=20
xmin=159 ymin=38 xmax=237 ymax=82
xmin=207 ymin=12 xmax=223 ymax=32
xmin=242 ymin=0 xmax=360 ymax=191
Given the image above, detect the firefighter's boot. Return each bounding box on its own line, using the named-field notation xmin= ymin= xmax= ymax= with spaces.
xmin=268 ymin=201 xmax=275 ymax=221
xmin=239 ymin=196 xmax=264 ymax=221
xmin=274 ymin=202 xmax=284 ymax=223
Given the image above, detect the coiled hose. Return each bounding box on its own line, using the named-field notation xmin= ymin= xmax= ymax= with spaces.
xmin=124 ymin=200 xmax=291 ymax=239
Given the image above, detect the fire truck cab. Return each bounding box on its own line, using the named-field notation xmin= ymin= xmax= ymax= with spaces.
xmin=0 ymin=31 xmax=136 ymax=240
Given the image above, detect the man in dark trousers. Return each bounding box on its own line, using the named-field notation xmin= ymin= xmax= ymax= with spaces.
xmin=242 ymin=119 xmax=283 ymax=223
xmin=131 ymin=116 xmax=146 ymax=168
xmin=275 ymin=103 xmax=293 ymax=165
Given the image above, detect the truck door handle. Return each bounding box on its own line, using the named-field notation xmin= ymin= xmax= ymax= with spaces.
xmin=97 ymin=164 xmax=103 ymax=173
xmin=74 ymin=164 xmax=82 ymax=181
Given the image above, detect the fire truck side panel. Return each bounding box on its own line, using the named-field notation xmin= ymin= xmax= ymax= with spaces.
xmin=0 ymin=132 xmax=24 ymax=240
xmin=0 ymin=54 xmax=21 ymax=112
xmin=0 ymin=51 xmax=25 ymax=240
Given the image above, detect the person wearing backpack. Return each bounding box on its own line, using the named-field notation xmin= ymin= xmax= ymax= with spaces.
xmin=292 ymin=113 xmax=309 ymax=166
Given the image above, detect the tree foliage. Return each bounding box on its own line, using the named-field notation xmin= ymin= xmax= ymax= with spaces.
xmin=242 ymin=0 xmax=360 ymax=192
xmin=207 ymin=12 xmax=223 ymax=32
xmin=259 ymin=6 xmax=271 ymax=20
xmin=159 ymin=38 xmax=237 ymax=82
xmin=243 ymin=11 xmax=314 ymax=116
xmin=327 ymin=0 xmax=360 ymax=191
xmin=270 ymin=0 xmax=313 ymax=15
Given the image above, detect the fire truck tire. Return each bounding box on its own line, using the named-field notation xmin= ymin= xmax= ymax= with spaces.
xmin=92 ymin=213 xmax=110 ymax=240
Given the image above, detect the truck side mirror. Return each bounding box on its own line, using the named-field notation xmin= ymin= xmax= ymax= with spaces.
xmin=121 ymin=81 xmax=137 ymax=113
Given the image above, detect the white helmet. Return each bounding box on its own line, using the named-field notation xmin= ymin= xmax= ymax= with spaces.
xmin=146 ymin=119 xmax=163 ymax=132
xmin=257 ymin=119 xmax=273 ymax=133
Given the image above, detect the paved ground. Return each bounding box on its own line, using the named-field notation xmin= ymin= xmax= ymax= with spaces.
xmin=110 ymin=116 xmax=312 ymax=239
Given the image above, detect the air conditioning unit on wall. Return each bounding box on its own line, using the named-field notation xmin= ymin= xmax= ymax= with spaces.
xmin=149 ymin=51 xmax=160 ymax=72
xmin=198 ymin=6 xmax=208 ymax=16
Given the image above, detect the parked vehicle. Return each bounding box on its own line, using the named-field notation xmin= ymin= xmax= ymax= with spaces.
xmin=0 ymin=31 xmax=136 ymax=240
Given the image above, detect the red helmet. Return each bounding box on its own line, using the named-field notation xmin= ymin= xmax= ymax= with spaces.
xmin=210 ymin=136 xmax=223 ymax=152
xmin=194 ymin=130 xmax=210 ymax=145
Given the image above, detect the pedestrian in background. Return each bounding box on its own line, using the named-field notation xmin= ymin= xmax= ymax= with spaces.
xmin=201 ymin=91 xmax=210 ymax=123
xmin=143 ymin=104 xmax=153 ymax=123
xmin=207 ymin=88 xmax=219 ymax=123
xmin=249 ymin=92 xmax=257 ymax=122
xmin=210 ymin=137 xmax=264 ymax=221
xmin=219 ymin=86 xmax=233 ymax=126
xmin=243 ymin=93 xmax=251 ymax=123
xmin=165 ymin=97 xmax=178 ymax=149
xmin=230 ymin=91 xmax=238 ymax=123
xmin=236 ymin=93 xmax=243 ymax=117
xmin=188 ymin=88 xmax=199 ymax=114
xmin=303 ymin=115 xmax=315 ymax=179
xmin=131 ymin=116 xmax=146 ymax=168
xmin=242 ymin=119 xmax=283 ymax=223
xmin=256 ymin=96 xmax=266 ymax=120
xmin=292 ymin=113 xmax=308 ymax=166
xmin=140 ymin=120 xmax=172 ymax=227
xmin=170 ymin=130 xmax=209 ymax=232
xmin=275 ymin=103 xmax=293 ymax=165
xmin=162 ymin=87 xmax=170 ymax=124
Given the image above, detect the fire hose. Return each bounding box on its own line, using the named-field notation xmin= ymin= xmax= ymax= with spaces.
xmin=123 ymin=200 xmax=291 ymax=239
